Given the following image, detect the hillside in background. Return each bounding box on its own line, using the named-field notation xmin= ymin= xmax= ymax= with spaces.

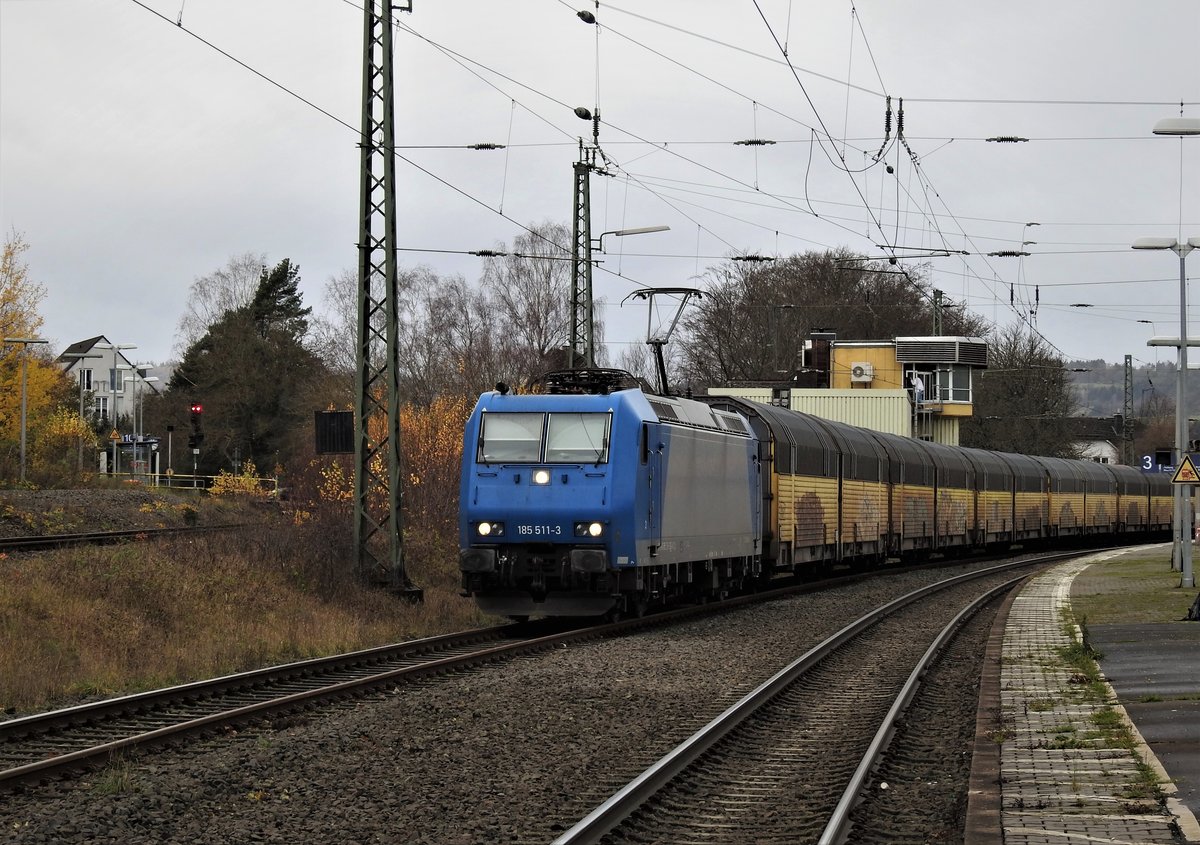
xmin=1068 ymin=359 xmax=1184 ymax=419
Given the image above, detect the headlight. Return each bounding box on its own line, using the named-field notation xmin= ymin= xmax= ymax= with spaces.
xmin=532 ymin=469 xmax=551 ymax=485
xmin=476 ymin=521 xmax=504 ymax=537
xmin=574 ymin=521 xmax=604 ymax=538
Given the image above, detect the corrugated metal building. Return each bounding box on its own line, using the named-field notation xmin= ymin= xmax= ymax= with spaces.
xmin=705 ymin=335 xmax=988 ymax=446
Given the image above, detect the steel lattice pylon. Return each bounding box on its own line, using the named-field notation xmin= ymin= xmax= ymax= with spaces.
xmin=568 ymin=145 xmax=596 ymax=370
xmin=355 ymin=0 xmax=419 ymax=599
xmin=1123 ymin=354 xmax=1134 ymax=465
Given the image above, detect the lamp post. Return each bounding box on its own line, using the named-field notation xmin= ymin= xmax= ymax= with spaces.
xmin=124 ymin=376 xmax=139 ymax=476
xmin=60 ymin=351 xmax=103 ymax=473
xmin=595 ymin=225 xmax=670 ymax=255
xmin=573 ymin=225 xmax=670 ymax=368
xmin=137 ymin=375 xmax=159 ymax=477
xmin=104 ymin=344 xmax=136 ymax=475
xmin=1132 ymin=112 xmax=1200 ymax=588
xmin=3 ymin=337 xmax=49 ymax=483
xmin=1137 ymin=236 xmax=1200 ymax=588
xmin=772 ymin=304 xmax=796 ymax=373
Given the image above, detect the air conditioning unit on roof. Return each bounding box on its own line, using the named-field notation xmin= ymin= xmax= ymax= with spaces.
xmin=850 ymin=362 xmax=874 ymax=383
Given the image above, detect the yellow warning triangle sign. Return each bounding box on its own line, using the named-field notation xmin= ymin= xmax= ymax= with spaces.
xmin=1172 ymin=454 xmax=1200 ymax=484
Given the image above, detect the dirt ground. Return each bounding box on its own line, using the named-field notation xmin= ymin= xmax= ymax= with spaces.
xmin=0 ymin=487 xmax=272 ymax=539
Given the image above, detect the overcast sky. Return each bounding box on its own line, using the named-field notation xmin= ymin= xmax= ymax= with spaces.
xmin=2 ymin=0 xmax=1197 ymax=373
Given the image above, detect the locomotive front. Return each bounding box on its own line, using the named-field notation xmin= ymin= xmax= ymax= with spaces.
xmin=458 ymin=389 xmax=643 ymax=618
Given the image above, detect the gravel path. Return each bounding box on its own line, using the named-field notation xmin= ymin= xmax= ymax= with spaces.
xmin=2 ymin=563 xmax=1007 ymax=845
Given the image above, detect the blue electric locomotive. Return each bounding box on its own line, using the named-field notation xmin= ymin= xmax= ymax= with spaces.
xmin=458 ymin=371 xmax=761 ymax=618
xmin=459 ymin=370 xmax=1173 ymax=619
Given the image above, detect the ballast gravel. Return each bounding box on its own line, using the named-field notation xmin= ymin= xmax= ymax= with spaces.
xmin=2 ymin=564 xmax=999 ymax=845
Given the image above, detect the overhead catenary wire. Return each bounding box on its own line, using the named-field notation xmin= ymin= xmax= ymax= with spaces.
xmin=123 ymin=0 xmax=1193 ymax=363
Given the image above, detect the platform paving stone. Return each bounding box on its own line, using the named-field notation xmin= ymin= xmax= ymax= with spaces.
xmin=998 ymin=559 xmax=1183 ymax=844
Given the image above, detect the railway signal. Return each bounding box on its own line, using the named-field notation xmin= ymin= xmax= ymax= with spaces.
xmin=188 ymin=402 xmax=205 ymax=450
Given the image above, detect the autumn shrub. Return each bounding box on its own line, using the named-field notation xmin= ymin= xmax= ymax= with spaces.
xmin=0 ymin=388 xmax=496 ymax=711
xmin=283 ymin=394 xmax=473 ymax=592
xmin=1 ymin=408 xmax=99 ymax=487
xmin=209 ymin=459 xmax=272 ymax=498
xmin=0 ymin=519 xmax=493 ymax=713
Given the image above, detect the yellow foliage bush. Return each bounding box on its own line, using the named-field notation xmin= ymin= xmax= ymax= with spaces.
xmin=209 ymin=460 xmax=271 ymax=498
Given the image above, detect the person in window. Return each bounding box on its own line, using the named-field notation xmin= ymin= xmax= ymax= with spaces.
xmin=910 ymin=372 xmax=925 ymax=406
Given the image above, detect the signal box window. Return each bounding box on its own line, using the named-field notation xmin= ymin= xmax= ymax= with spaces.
xmin=479 ymin=413 xmax=544 ymax=463
xmin=546 ymin=413 xmax=610 ymax=463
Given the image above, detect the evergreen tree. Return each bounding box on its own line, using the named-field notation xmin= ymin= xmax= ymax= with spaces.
xmin=251 ymin=258 xmax=311 ymax=340
xmin=168 ymin=259 xmax=324 ymax=475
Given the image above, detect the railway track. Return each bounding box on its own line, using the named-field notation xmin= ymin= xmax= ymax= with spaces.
xmin=0 ymin=580 xmax=819 ymax=791
xmin=0 ymin=622 xmax=567 ymax=789
xmin=551 ymin=554 xmax=1067 ymax=844
xmin=1 ymin=549 xmax=1074 ymax=802
xmin=0 ymin=524 xmax=245 ymax=553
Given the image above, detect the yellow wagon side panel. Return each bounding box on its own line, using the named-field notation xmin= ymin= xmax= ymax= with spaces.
xmin=898 ymin=484 xmax=934 ymax=538
xmin=1120 ymin=493 xmax=1147 ymax=528
xmin=1150 ymin=494 xmax=1173 ymax=526
xmin=1087 ymin=492 xmax=1117 ymax=529
xmin=777 ymin=473 xmax=837 ymax=547
xmin=979 ymin=490 xmax=1011 ymax=534
xmin=938 ymin=487 xmax=971 ymax=537
xmin=1015 ymin=491 xmax=1048 ymax=533
xmin=842 ymin=479 xmax=889 ymax=543
xmin=1050 ymin=492 xmax=1085 ymax=529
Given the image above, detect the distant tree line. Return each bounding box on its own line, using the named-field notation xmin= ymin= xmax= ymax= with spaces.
xmin=6 ymin=221 xmax=1173 ymax=489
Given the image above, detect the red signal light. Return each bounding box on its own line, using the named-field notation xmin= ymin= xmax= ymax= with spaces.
xmin=190 ymin=403 xmax=203 ymax=414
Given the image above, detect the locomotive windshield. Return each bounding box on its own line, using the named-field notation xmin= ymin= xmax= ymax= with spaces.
xmin=478 ymin=412 xmax=610 ymax=464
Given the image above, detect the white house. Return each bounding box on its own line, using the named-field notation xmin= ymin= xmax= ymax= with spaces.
xmin=55 ymin=336 xmax=164 ymax=431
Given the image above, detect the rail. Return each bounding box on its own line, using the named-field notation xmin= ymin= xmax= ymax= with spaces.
xmin=551 ymin=553 xmax=1082 ymax=843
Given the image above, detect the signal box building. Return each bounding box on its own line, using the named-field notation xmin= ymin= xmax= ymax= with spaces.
xmin=707 ymin=335 xmax=988 ymax=446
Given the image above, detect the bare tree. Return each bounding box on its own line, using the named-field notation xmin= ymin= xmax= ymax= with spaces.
xmin=677 ymin=249 xmax=989 ymax=387
xmin=960 ymin=323 xmax=1081 ymax=457
xmin=396 ymin=269 xmax=500 ymax=405
xmin=613 ymin=342 xmax=656 ymax=385
xmin=480 ymin=221 xmax=573 ymax=382
xmin=310 ymin=268 xmax=358 ymax=377
xmin=175 ymin=252 xmax=266 ymax=355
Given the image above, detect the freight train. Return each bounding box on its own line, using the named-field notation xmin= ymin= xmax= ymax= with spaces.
xmin=458 ymin=369 xmax=1172 ymax=619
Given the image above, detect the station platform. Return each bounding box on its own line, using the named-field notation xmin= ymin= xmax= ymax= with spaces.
xmin=966 ymin=545 xmax=1200 ymax=845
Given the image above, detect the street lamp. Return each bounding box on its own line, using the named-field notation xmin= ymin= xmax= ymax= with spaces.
xmin=60 ymin=350 xmax=103 ymax=473
xmin=3 ymin=337 xmax=49 ymax=483
xmin=138 ymin=375 xmax=159 ymax=477
xmin=1134 ymin=115 xmax=1200 ymax=588
xmin=594 ymin=225 xmax=670 ymax=255
xmin=104 ymin=343 xmax=136 ymax=474
xmin=123 ymin=371 xmax=158 ymax=477
xmin=573 ymin=225 xmax=670 ymax=368
xmin=1135 ymin=235 xmax=1200 ymax=588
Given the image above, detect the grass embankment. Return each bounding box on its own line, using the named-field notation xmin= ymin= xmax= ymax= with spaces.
xmin=1071 ymin=546 xmax=1197 ymax=624
xmin=0 ymin=502 xmax=493 ymax=714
